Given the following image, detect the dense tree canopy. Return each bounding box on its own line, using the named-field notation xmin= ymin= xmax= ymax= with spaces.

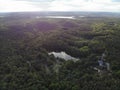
xmin=0 ymin=12 xmax=120 ymax=90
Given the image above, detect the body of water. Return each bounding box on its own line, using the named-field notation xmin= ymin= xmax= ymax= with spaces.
xmin=36 ymin=16 xmax=76 ymax=19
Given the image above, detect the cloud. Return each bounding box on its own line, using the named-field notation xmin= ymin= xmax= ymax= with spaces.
xmin=0 ymin=0 xmax=120 ymax=12
xmin=0 ymin=0 xmax=43 ymax=12
xmin=49 ymin=0 xmax=120 ymax=12
xmin=112 ymin=0 xmax=120 ymax=2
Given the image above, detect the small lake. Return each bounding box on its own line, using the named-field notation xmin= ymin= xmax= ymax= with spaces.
xmin=36 ymin=16 xmax=75 ymax=19
xmin=45 ymin=16 xmax=75 ymax=19
xmin=48 ymin=51 xmax=79 ymax=61
xmin=36 ymin=16 xmax=85 ymax=19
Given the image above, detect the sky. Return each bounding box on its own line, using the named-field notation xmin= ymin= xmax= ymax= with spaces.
xmin=0 ymin=0 xmax=120 ymax=12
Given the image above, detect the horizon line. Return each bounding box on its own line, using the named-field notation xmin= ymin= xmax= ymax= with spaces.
xmin=0 ymin=11 xmax=120 ymax=13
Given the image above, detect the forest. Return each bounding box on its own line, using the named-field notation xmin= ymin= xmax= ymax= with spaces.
xmin=0 ymin=12 xmax=120 ymax=90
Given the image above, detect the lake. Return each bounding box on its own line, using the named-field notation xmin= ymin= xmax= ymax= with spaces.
xmin=36 ymin=16 xmax=75 ymax=19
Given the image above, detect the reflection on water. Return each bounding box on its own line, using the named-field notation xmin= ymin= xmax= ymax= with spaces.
xmin=36 ymin=16 xmax=75 ymax=19
xmin=48 ymin=51 xmax=79 ymax=61
xmin=36 ymin=16 xmax=85 ymax=19
xmin=46 ymin=16 xmax=75 ymax=19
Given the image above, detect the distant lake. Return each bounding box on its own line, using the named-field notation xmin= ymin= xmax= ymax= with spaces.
xmin=36 ymin=16 xmax=75 ymax=19
xmin=48 ymin=51 xmax=79 ymax=61
xmin=46 ymin=16 xmax=75 ymax=19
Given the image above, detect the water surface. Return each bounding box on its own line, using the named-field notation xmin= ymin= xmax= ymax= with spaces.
xmin=36 ymin=16 xmax=75 ymax=19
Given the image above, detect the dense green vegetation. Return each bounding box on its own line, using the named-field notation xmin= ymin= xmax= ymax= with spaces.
xmin=0 ymin=12 xmax=120 ymax=90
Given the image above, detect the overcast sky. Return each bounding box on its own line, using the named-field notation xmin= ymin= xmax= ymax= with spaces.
xmin=0 ymin=0 xmax=120 ymax=12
